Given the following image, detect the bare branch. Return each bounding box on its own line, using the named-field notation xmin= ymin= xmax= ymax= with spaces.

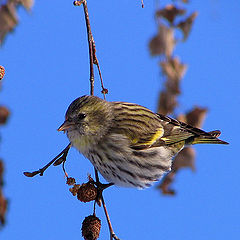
xmin=23 ymin=143 xmax=71 ymax=177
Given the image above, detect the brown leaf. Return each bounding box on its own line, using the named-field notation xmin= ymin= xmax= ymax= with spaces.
xmin=0 ymin=3 xmax=18 ymax=45
xmin=177 ymin=113 xmax=186 ymax=123
xmin=0 ymin=106 xmax=10 ymax=125
xmin=0 ymin=190 xmax=7 ymax=226
xmin=177 ymin=12 xmax=198 ymax=41
xmin=160 ymin=57 xmax=187 ymax=94
xmin=157 ymin=90 xmax=178 ymax=115
xmin=0 ymin=160 xmax=4 ymax=187
xmin=172 ymin=147 xmax=196 ymax=172
xmin=0 ymin=0 xmax=34 ymax=45
xmin=19 ymin=0 xmax=34 ymax=10
xmin=185 ymin=106 xmax=208 ymax=128
xmin=149 ymin=24 xmax=175 ymax=57
xmin=156 ymin=4 xmax=186 ymax=24
xmin=158 ymin=171 xmax=176 ymax=195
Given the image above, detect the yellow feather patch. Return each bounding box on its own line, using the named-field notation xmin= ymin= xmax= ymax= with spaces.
xmin=132 ymin=127 xmax=164 ymax=146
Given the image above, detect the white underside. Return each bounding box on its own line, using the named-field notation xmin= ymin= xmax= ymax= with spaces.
xmin=67 ymin=131 xmax=177 ymax=188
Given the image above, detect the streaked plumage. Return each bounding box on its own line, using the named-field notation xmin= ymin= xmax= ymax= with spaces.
xmin=58 ymin=95 xmax=228 ymax=188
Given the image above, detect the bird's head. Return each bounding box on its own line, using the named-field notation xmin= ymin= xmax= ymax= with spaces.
xmin=58 ymin=95 xmax=113 ymax=137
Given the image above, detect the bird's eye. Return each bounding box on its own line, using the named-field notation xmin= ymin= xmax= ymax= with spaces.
xmin=78 ymin=113 xmax=86 ymax=120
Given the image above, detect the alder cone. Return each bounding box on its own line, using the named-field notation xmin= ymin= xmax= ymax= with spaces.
xmin=82 ymin=215 xmax=101 ymax=240
xmin=77 ymin=182 xmax=97 ymax=202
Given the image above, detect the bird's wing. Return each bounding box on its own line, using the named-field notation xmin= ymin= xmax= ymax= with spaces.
xmin=156 ymin=114 xmax=228 ymax=145
xmin=112 ymin=102 xmax=165 ymax=150
xmin=111 ymin=102 xmax=228 ymax=150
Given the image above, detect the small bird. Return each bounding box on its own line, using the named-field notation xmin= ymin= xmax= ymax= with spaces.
xmin=58 ymin=95 xmax=228 ymax=188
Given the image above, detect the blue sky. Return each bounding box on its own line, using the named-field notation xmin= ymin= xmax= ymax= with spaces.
xmin=1 ymin=0 xmax=240 ymax=239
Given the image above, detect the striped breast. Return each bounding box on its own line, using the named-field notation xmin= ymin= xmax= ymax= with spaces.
xmin=85 ymin=133 xmax=174 ymax=188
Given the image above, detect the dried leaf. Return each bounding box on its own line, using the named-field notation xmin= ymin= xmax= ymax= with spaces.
xmin=0 ymin=190 xmax=7 ymax=226
xmin=0 ymin=160 xmax=7 ymax=226
xmin=172 ymin=147 xmax=196 ymax=172
xmin=177 ymin=113 xmax=186 ymax=123
xmin=177 ymin=12 xmax=198 ymax=41
xmin=0 ymin=3 xmax=18 ymax=45
xmin=0 ymin=160 xmax=4 ymax=187
xmin=157 ymin=91 xmax=178 ymax=115
xmin=0 ymin=0 xmax=34 ymax=45
xmin=156 ymin=4 xmax=186 ymax=24
xmin=158 ymin=171 xmax=176 ymax=195
xmin=0 ymin=106 xmax=10 ymax=125
xmin=149 ymin=24 xmax=175 ymax=57
xmin=160 ymin=57 xmax=187 ymax=94
xmin=185 ymin=106 xmax=208 ymax=128
xmin=19 ymin=0 xmax=34 ymax=10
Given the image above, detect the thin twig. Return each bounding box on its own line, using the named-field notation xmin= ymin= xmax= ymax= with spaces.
xmin=75 ymin=1 xmax=118 ymax=239
xmin=23 ymin=143 xmax=71 ymax=177
xmin=92 ymin=41 xmax=108 ymax=99
xmin=62 ymin=158 xmax=69 ymax=178
xmin=74 ymin=0 xmax=108 ymax=99
xmin=101 ymin=195 xmax=121 ymax=240
xmin=81 ymin=0 xmax=95 ymax=95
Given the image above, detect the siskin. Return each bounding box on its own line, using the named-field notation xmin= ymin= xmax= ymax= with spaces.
xmin=58 ymin=95 xmax=228 ymax=188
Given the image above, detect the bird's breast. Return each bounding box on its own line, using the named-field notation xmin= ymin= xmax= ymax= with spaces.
xmin=67 ymin=130 xmax=96 ymax=154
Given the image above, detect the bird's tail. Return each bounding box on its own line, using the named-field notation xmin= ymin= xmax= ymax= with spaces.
xmin=191 ymin=130 xmax=229 ymax=145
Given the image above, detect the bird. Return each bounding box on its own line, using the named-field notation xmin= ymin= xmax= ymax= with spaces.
xmin=57 ymin=95 xmax=228 ymax=189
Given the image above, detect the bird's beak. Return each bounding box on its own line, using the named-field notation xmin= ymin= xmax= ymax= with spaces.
xmin=57 ymin=120 xmax=74 ymax=132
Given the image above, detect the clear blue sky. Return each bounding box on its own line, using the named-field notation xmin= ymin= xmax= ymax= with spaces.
xmin=1 ymin=0 xmax=239 ymax=239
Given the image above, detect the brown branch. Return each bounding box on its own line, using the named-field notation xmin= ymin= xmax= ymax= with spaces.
xmin=23 ymin=143 xmax=71 ymax=177
xmin=74 ymin=1 xmax=119 ymax=239
xmin=81 ymin=0 xmax=95 ymax=95
xmin=74 ymin=0 xmax=108 ymax=98
xmin=101 ymin=193 xmax=121 ymax=240
xmin=92 ymin=44 xmax=108 ymax=99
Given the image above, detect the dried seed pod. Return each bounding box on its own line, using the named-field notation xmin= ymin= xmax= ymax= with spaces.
xmin=82 ymin=215 xmax=101 ymax=240
xmin=69 ymin=184 xmax=81 ymax=196
xmin=73 ymin=1 xmax=82 ymax=6
xmin=66 ymin=177 xmax=76 ymax=186
xmin=77 ymin=181 xmax=97 ymax=202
